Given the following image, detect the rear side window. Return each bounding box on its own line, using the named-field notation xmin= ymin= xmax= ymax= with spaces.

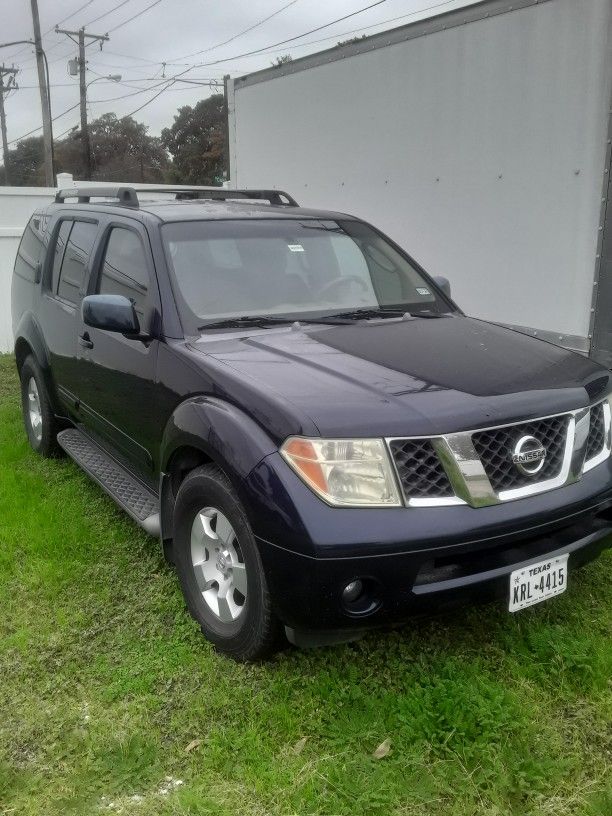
xmin=56 ymin=221 xmax=98 ymax=305
xmin=97 ymin=228 xmax=149 ymax=319
xmin=51 ymin=220 xmax=73 ymax=293
xmin=14 ymin=216 xmax=45 ymax=282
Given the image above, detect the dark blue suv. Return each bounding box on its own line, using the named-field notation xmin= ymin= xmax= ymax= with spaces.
xmin=11 ymin=186 xmax=612 ymax=660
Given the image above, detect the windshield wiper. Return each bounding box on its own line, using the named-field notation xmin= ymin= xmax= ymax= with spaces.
xmin=406 ymin=310 xmax=445 ymax=318
xmin=323 ymin=307 xmax=447 ymax=320
xmin=198 ymin=308 xmax=446 ymax=331
xmin=326 ymin=307 xmax=406 ymax=320
xmin=198 ymin=314 xmax=352 ymax=331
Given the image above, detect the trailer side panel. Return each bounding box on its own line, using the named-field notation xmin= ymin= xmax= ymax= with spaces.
xmin=230 ymin=0 xmax=612 ymax=350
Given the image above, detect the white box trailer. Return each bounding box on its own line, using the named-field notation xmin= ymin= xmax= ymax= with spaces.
xmin=227 ymin=0 xmax=612 ymax=366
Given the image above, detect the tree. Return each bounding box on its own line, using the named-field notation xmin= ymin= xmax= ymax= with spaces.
xmin=0 ymin=137 xmax=46 ymax=186
xmin=161 ymin=94 xmax=226 ymax=185
xmin=271 ymin=54 xmax=292 ymax=66
xmin=56 ymin=113 xmax=169 ymax=182
xmin=1 ymin=113 xmax=169 ymax=186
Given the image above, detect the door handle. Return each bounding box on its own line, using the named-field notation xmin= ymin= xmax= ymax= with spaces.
xmin=79 ymin=332 xmax=94 ymax=350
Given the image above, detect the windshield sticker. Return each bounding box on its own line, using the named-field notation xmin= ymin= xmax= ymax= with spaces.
xmin=416 ymin=287 xmax=431 ymax=296
xmin=288 ymin=244 xmax=305 ymax=252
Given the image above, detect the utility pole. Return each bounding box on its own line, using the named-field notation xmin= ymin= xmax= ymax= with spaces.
xmin=0 ymin=65 xmax=18 ymax=185
xmin=31 ymin=0 xmax=54 ymax=186
xmin=55 ymin=26 xmax=108 ymax=180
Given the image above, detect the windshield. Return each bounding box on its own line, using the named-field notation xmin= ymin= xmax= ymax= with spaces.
xmin=161 ymin=218 xmax=452 ymax=331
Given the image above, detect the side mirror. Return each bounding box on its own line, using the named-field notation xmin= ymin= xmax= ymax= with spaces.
xmin=82 ymin=294 xmax=140 ymax=336
xmin=433 ymin=275 xmax=451 ymax=299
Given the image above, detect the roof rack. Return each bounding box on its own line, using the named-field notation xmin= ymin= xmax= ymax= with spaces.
xmin=55 ymin=186 xmax=140 ymax=207
xmin=54 ymin=186 xmax=298 ymax=208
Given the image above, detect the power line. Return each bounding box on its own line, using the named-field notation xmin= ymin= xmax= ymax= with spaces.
xmin=70 ymin=0 xmax=448 ymax=127
xmin=13 ymin=77 xmax=225 ymax=89
xmin=107 ymin=0 xmax=166 ymax=35
xmin=109 ymin=0 xmax=390 ymax=115
xmin=7 ymin=101 xmax=80 ymax=146
xmin=8 ymin=0 xmax=466 ymax=147
xmin=5 ymin=73 xmax=208 ymax=144
xmin=211 ymin=0 xmax=462 ymax=62
xmin=87 ymin=77 xmax=220 ymax=104
xmin=55 ymin=0 xmax=97 ymax=29
xmin=83 ymin=0 xmax=134 ymax=28
xmin=5 ymin=39 xmax=66 ymax=68
xmin=100 ymin=50 xmax=162 ymax=64
xmin=120 ymin=79 xmax=176 ymax=117
xmin=168 ymin=0 xmax=388 ymax=67
xmin=3 ymin=0 xmax=97 ymax=62
xmin=172 ymin=0 xmax=301 ymax=62
xmin=54 ymin=81 xmax=215 ymax=138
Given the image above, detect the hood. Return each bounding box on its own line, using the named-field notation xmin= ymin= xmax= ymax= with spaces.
xmin=189 ymin=315 xmax=610 ymax=438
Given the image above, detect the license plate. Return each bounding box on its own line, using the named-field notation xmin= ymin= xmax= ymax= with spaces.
xmin=509 ymin=554 xmax=568 ymax=612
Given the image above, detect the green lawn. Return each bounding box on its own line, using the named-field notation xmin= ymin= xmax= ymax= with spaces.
xmin=0 ymin=353 xmax=610 ymax=816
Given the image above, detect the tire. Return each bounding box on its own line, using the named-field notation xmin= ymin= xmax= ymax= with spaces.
xmin=19 ymin=355 xmax=62 ymax=458
xmin=173 ymin=464 xmax=281 ymax=661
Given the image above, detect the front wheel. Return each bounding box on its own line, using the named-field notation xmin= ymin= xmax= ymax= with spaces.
xmin=19 ymin=355 xmax=62 ymax=458
xmin=173 ymin=464 xmax=281 ymax=661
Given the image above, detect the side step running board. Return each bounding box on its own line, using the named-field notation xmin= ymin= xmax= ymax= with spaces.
xmin=57 ymin=428 xmax=160 ymax=536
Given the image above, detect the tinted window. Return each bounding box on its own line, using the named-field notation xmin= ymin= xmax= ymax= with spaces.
xmin=14 ymin=216 xmax=45 ymax=282
xmin=57 ymin=221 xmax=98 ymax=304
xmin=51 ymin=220 xmax=73 ymax=293
xmin=98 ymin=228 xmax=149 ymax=318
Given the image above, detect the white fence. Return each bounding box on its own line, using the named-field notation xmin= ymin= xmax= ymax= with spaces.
xmin=0 ymin=185 xmax=58 ymax=353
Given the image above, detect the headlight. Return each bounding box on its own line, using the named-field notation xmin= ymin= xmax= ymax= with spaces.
xmin=280 ymin=437 xmax=402 ymax=507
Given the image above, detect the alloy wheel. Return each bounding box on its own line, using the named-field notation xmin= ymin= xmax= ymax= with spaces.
xmin=27 ymin=377 xmax=43 ymax=443
xmin=190 ymin=507 xmax=248 ymax=623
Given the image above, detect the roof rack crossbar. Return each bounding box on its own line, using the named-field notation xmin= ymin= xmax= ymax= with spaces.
xmin=54 ymin=186 xmax=298 ymax=208
xmin=55 ymin=186 xmax=139 ymax=208
xmin=135 ymin=187 xmax=299 ymax=206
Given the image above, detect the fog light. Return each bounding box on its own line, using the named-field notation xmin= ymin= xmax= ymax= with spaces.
xmin=342 ymin=579 xmax=364 ymax=604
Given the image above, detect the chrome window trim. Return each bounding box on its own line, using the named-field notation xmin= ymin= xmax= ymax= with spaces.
xmin=387 ymin=401 xmax=611 ymax=509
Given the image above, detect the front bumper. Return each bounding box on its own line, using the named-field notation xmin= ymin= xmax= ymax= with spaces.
xmin=244 ymin=453 xmax=612 ymax=633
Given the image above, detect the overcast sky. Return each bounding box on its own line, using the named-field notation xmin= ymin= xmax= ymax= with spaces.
xmin=1 ymin=0 xmax=476 ymax=147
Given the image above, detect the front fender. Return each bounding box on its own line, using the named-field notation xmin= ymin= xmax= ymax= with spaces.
xmin=159 ymin=395 xmax=279 ymax=539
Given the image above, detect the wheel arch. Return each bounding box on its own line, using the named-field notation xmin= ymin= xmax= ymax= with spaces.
xmin=14 ymin=312 xmax=50 ymax=370
xmin=13 ymin=313 xmax=63 ymax=415
xmin=159 ymin=396 xmax=278 ymax=546
xmin=15 ymin=336 xmax=34 ymax=373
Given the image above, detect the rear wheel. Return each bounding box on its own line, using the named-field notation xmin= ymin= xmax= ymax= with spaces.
xmin=173 ymin=464 xmax=281 ymax=661
xmin=19 ymin=355 xmax=62 ymax=457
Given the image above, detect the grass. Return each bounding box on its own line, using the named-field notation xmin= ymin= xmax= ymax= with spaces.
xmin=0 ymin=353 xmax=610 ymax=816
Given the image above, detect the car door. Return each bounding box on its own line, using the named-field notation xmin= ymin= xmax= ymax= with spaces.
xmin=37 ymin=215 xmax=100 ymax=416
xmin=75 ymin=220 xmax=161 ymax=479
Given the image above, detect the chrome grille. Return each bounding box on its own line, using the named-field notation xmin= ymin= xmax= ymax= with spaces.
xmin=585 ymin=402 xmax=605 ymax=461
xmin=389 ymin=439 xmax=453 ymax=499
xmin=471 ymin=416 xmax=569 ymax=492
xmin=388 ymin=402 xmax=610 ymax=508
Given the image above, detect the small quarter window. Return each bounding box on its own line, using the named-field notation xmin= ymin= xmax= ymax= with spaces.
xmin=14 ymin=216 xmax=45 ymax=282
xmin=57 ymin=221 xmax=98 ymax=305
xmin=98 ymin=228 xmax=149 ymax=318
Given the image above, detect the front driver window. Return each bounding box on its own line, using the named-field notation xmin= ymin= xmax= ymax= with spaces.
xmin=98 ymin=228 xmax=150 ymax=321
